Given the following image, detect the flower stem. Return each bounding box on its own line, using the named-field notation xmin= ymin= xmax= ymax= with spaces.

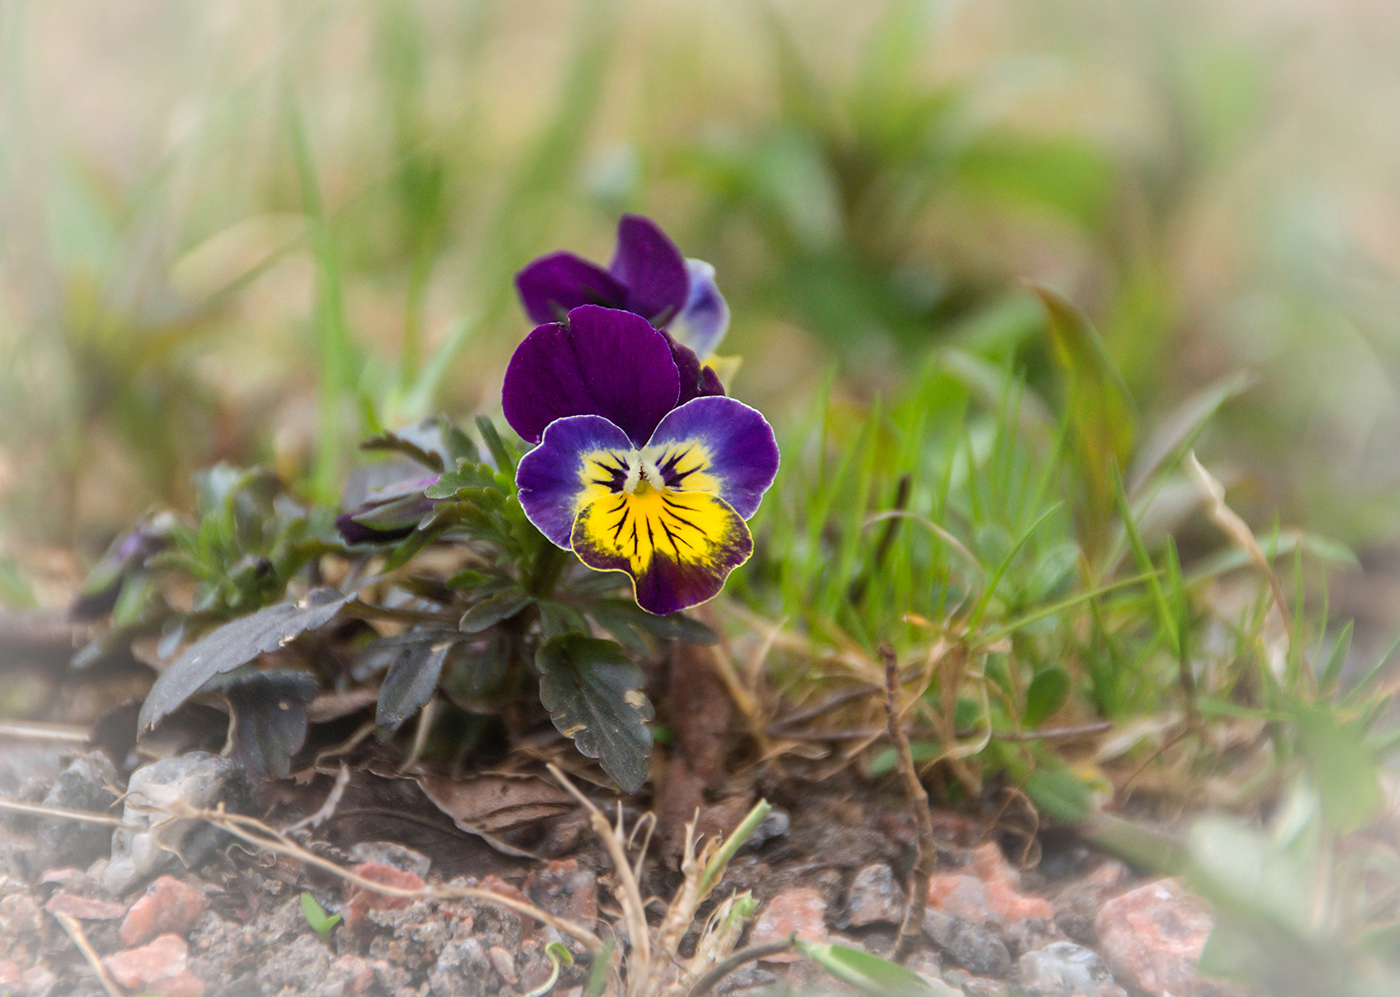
xmin=528 ymin=540 xmax=570 ymax=600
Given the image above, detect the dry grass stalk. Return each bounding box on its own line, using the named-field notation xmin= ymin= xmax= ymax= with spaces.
xmin=1186 ymin=451 xmax=1295 ymax=649
xmin=52 ymin=910 xmax=123 ymax=997
xmin=155 ymin=799 xmax=605 ymax=953
xmin=880 ymin=646 xmax=936 ymax=963
xmin=0 ymin=796 xmax=135 ymax=828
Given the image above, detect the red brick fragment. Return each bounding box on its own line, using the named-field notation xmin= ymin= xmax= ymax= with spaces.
xmin=748 ymin=887 xmax=828 ymax=963
xmin=342 ymin=861 xmax=425 ymax=932
xmin=120 ymin=875 xmax=206 ymax=946
xmin=103 ymin=933 xmax=204 ymax=997
xmin=44 ymin=891 xmax=125 ymax=920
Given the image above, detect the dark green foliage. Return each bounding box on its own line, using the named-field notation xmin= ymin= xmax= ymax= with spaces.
xmin=535 ymin=635 xmax=654 ymax=794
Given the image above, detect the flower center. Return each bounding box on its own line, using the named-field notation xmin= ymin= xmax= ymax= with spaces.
xmin=621 ymin=454 xmax=665 ymax=495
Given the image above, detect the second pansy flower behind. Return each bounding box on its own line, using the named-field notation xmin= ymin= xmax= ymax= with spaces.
xmin=505 ymin=305 xmax=778 ymax=616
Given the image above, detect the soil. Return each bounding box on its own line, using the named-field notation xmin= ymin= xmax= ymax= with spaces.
xmin=0 ymin=616 xmax=1239 ymax=997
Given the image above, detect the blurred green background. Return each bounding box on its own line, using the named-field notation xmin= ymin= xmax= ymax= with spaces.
xmin=4 ymin=0 xmax=1400 ymax=603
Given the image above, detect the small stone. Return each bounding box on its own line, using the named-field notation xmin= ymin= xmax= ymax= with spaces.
xmin=712 ymin=964 xmax=781 ymax=996
xmin=121 ymin=875 xmax=206 ymax=945
xmin=1002 ymin=917 xmax=1060 ymax=958
xmin=333 ymin=954 xmax=378 ymax=994
xmin=1018 ymin=940 xmax=1125 ymax=997
xmin=526 ymin=858 xmax=599 ymax=934
xmin=1095 ymin=879 xmax=1214 ymax=997
xmin=941 ymin=967 xmax=1014 ymax=996
xmin=33 ymin=753 xmax=119 ymax=875
xmin=103 ymin=933 xmax=205 ymax=997
xmin=43 ymin=891 xmax=126 ymax=920
xmin=38 ymin=866 xmax=82 ymax=884
xmin=924 ymin=910 xmax=1011 ymax=977
xmin=105 ymin=753 xmax=240 ymax=895
xmin=489 ymin=944 xmax=518 ymax=983
xmin=749 ymin=887 xmax=828 ymax=962
xmin=21 ymin=964 xmax=58 ymax=997
xmin=968 ymin=843 xmax=1055 ymax=924
xmin=347 ymin=841 xmax=431 ymax=878
xmin=0 ymin=959 xmax=21 ymax=989
xmin=429 ymin=937 xmax=491 ymax=995
xmin=839 ymin=864 xmax=904 ymax=928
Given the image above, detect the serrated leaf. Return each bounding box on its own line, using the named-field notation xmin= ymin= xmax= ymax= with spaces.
xmin=376 ymin=635 xmax=457 ymax=731
xmin=459 ymin=589 xmax=532 ymax=634
xmin=1023 ymin=666 xmax=1071 ymax=728
xmin=138 ymin=589 xmax=353 ymax=732
xmin=207 ymin=668 xmax=319 ymax=778
xmin=537 ymin=601 xmax=590 ymax=641
xmin=424 ymin=461 xmax=505 ymax=499
xmin=535 ymin=635 xmax=654 ymax=794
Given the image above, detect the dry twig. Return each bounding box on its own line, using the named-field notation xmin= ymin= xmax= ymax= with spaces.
xmin=880 ymin=646 xmax=936 ymax=963
xmin=52 ymin=911 xmax=123 ymax=997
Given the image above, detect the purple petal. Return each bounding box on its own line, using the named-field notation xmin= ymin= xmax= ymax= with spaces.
xmin=502 ymin=305 xmax=681 ymax=446
xmin=516 ymin=252 xmax=628 ymax=325
xmin=609 ymin=215 xmax=689 ymax=326
xmin=642 ymin=396 xmax=779 ymax=519
xmin=516 ymin=415 xmax=635 ymax=548
xmin=335 ymin=476 xmax=440 ymax=545
xmin=670 ymin=259 xmax=729 ymax=359
xmin=571 ymin=488 xmax=752 ymax=615
xmin=665 ymin=331 xmax=727 ymax=408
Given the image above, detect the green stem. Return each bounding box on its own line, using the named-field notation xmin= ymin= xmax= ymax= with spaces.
xmin=528 ymin=540 xmax=570 ymax=600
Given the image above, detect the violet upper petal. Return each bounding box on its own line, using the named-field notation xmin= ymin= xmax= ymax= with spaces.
xmin=516 ymin=415 xmax=635 ymax=548
xmin=515 ymin=251 xmax=628 ymax=325
xmin=642 ymin=396 xmax=779 ymax=519
xmin=664 ymin=330 xmax=727 ymax=407
xmin=670 ymin=259 xmax=729 ymax=359
xmin=502 ymin=304 xmax=681 ymax=446
xmin=609 ymin=214 xmax=689 ymax=326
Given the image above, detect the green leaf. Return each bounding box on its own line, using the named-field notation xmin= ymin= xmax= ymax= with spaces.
xmin=138 ymin=589 xmax=354 ymax=733
xmin=476 ymin=416 xmax=517 ymax=475
xmin=376 ymin=635 xmax=457 ymax=731
xmin=866 ymin=741 xmax=940 ymax=777
xmin=586 ymin=599 xmax=719 ymax=648
xmin=795 ymin=941 xmax=957 ymax=997
xmin=1024 ymin=766 xmax=1095 ymax=823
xmin=300 ymin=892 xmax=342 ymax=939
xmin=535 ymin=635 xmax=654 ymax=794
xmin=425 ymin=461 xmax=506 ymax=499
xmin=1023 ymin=667 xmax=1072 ymax=729
xmin=459 ymin=589 xmax=532 ymax=634
xmin=1032 ymin=285 xmax=1136 ymax=560
xmin=1289 ymin=701 xmax=1382 ymax=833
xmin=207 ymin=668 xmax=318 ymax=778
xmin=1128 ymin=373 xmax=1251 ymax=496
xmin=524 ymin=941 xmax=574 ymax=997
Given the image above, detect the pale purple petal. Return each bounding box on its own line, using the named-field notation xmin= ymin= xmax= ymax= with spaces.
xmin=515 ymin=252 xmax=628 ymax=324
xmin=670 ymin=259 xmax=729 ymax=359
xmin=502 ymin=305 xmax=680 ymax=446
xmin=609 ymin=215 xmax=688 ymax=326
xmin=642 ymin=396 xmax=779 ymax=519
xmin=516 ymin=415 xmax=634 ymax=548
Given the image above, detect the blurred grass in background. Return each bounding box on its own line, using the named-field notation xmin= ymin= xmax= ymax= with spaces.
xmin=3 ymin=0 xmax=1400 ymax=580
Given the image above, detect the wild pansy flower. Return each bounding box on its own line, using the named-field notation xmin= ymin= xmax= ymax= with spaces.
xmin=514 ymin=214 xmax=730 ymax=360
xmin=505 ymin=304 xmax=777 ymax=615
